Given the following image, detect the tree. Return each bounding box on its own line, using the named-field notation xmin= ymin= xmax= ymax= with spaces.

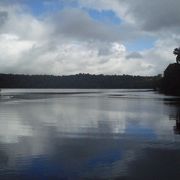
xmin=173 ymin=47 xmax=180 ymax=64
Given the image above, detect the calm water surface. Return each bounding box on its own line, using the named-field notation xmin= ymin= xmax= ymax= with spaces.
xmin=0 ymin=89 xmax=180 ymax=179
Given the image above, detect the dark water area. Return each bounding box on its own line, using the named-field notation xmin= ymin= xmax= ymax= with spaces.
xmin=0 ymin=89 xmax=180 ymax=179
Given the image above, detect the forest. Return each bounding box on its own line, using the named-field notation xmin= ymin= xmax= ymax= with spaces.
xmin=0 ymin=73 xmax=161 ymax=89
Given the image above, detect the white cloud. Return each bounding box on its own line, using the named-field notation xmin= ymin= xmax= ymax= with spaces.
xmin=0 ymin=0 xmax=178 ymax=75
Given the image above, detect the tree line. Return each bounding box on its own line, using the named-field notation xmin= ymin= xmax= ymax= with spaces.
xmin=0 ymin=73 xmax=161 ymax=89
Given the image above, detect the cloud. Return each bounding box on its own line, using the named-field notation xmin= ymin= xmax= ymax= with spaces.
xmin=0 ymin=11 xmax=8 ymax=26
xmin=47 ymin=8 xmax=123 ymax=42
xmin=119 ymin=0 xmax=180 ymax=32
xmin=126 ymin=52 xmax=143 ymax=59
xmin=79 ymin=0 xmax=180 ymax=32
xmin=0 ymin=0 xmax=178 ymax=76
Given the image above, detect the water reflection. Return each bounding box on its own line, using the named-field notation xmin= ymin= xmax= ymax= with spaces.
xmin=174 ymin=112 xmax=180 ymax=134
xmin=170 ymin=111 xmax=180 ymax=134
xmin=0 ymin=89 xmax=179 ymax=179
xmin=168 ymin=100 xmax=180 ymax=135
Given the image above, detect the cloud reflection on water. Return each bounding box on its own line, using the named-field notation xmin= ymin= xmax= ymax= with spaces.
xmin=0 ymin=90 xmax=179 ymax=179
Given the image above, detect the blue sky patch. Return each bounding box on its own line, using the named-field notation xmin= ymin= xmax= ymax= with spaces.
xmin=23 ymin=0 xmax=79 ymax=16
xmin=23 ymin=0 xmax=122 ymax=25
xmin=125 ymin=37 xmax=156 ymax=52
xmin=24 ymin=0 xmax=47 ymax=16
xmin=86 ymin=9 xmax=122 ymax=25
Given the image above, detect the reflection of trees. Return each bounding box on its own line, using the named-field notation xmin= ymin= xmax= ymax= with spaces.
xmin=173 ymin=111 xmax=180 ymax=134
xmin=170 ymin=111 xmax=180 ymax=134
xmin=168 ymin=101 xmax=180 ymax=134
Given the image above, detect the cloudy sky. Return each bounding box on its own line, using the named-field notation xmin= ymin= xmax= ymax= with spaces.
xmin=0 ymin=0 xmax=179 ymax=75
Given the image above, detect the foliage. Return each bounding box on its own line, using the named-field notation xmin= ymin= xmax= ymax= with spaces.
xmin=0 ymin=73 xmax=159 ymax=89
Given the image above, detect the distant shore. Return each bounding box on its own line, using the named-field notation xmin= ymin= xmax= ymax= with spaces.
xmin=0 ymin=73 xmax=160 ymax=89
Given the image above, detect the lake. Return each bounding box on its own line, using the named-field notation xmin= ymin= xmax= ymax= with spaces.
xmin=0 ymin=89 xmax=180 ymax=179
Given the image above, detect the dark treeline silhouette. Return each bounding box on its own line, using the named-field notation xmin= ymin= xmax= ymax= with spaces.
xmin=157 ymin=48 xmax=180 ymax=95
xmin=0 ymin=73 xmax=159 ymax=89
xmin=160 ymin=63 xmax=180 ymax=95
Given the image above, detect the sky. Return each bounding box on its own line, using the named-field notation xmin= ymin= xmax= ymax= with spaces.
xmin=0 ymin=0 xmax=179 ymax=75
